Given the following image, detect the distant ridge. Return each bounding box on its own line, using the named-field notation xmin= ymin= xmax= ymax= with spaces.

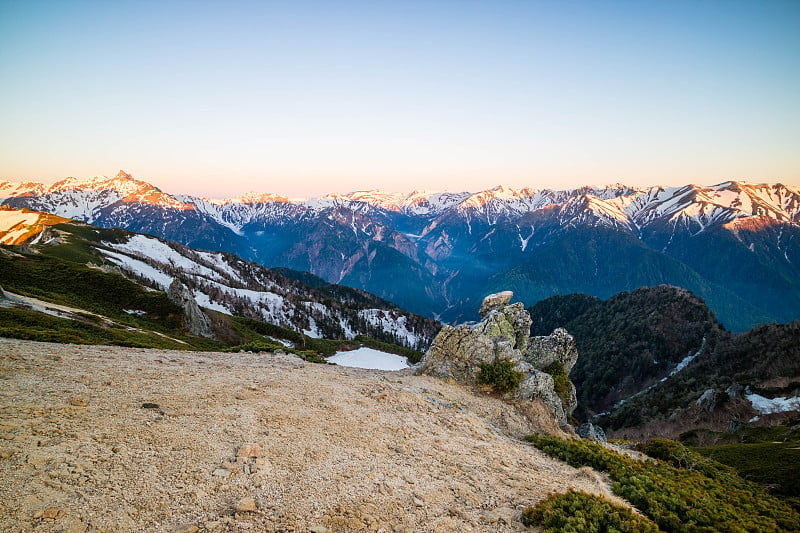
xmin=3 ymin=172 xmax=800 ymax=330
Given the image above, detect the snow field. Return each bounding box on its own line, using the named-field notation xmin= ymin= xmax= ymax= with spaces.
xmin=327 ymin=347 xmax=410 ymax=371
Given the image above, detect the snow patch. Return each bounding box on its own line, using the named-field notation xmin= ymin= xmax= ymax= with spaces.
xmin=746 ymin=393 xmax=800 ymax=415
xmin=102 ymin=250 xmax=173 ymax=289
xmin=661 ymin=338 xmax=706 ymax=382
xmin=327 ymin=347 xmax=410 ymax=370
xmin=0 ymin=210 xmax=41 ymax=244
xmin=193 ymin=292 xmax=232 ymax=314
xmin=109 ymin=235 xmax=222 ymax=281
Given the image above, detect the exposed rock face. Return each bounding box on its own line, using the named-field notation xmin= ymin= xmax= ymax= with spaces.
xmin=695 ymin=388 xmax=717 ymax=413
xmin=527 ymin=328 xmax=578 ymax=375
xmin=576 ymin=423 xmax=607 ymax=442
xmin=418 ymin=291 xmax=579 ymax=426
xmin=167 ymin=279 xmax=213 ymax=338
xmin=727 ymin=416 xmax=742 ymax=434
xmin=726 ymin=383 xmax=744 ymax=400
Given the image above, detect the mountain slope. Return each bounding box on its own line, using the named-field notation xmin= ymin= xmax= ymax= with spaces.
xmin=528 ymin=286 xmax=800 ymax=439
xmin=3 ymin=172 xmax=800 ymax=329
xmin=0 ymin=207 xmax=70 ymax=245
xmin=529 ymin=286 xmax=723 ymax=419
xmin=0 ymin=208 xmax=440 ymax=352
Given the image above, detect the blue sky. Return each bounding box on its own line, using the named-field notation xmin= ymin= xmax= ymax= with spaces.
xmin=1 ymin=0 xmax=798 ymax=197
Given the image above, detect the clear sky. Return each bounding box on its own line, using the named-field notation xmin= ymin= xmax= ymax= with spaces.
xmin=1 ymin=0 xmax=798 ymax=198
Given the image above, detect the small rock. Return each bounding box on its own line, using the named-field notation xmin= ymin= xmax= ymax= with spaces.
xmin=37 ymin=507 xmax=67 ymax=520
xmin=308 ymin=526 xmax=328 ymax=533
xmin=236 ymin=497 xmax=257 ymax=513
xmin=479 ymin=291 xmax=514 ymax=317
xmin=172 ymin=525 xmax=199 ymax=533
xmin=212 ymin=468 xmax=232 ymax=478
xmin=493 ymin=507 xmax=517 ymax=525
xmin=141 ymin=402 xmax=160 ymax=409
xmin=69 ymin=397 xmax=88 ymax=407
xmin=237 ymin=443 xmax=263 ymax=458
xmin=167 ymin=279 xmax=213 ymax=338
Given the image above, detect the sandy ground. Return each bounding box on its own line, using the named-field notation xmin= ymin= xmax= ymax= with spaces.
xmin=0 ymin=338 xmax=620 ymax=533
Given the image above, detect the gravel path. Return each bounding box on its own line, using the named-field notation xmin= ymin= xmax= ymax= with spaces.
xmin=0 ymin=338 xmax=619 ymax=532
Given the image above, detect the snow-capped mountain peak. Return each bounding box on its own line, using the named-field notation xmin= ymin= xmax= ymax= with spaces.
xmin=2 ymin=172 xmax=798 ymax=230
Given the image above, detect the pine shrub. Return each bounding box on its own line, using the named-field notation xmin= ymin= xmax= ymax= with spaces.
xmin=477 ymin=359 xmax=524 ymax=393
xmin=526 ymin=435 xmax=800 ymax=532
xmin=522 ymin=489 xmax=661 ymax=532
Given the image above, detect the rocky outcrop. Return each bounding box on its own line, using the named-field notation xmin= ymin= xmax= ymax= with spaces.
xmin=695 ymin=388 xmax=717 ymax=413
xmin=726 ymin=383 xmax=744 ymax=400
xmin=417 ymin=291 xmax=579 ymax=426
xmin=527 ymin=328 xmax=578 ymax=375
xmin=167 ymin=279 xmax=213 ymax=338
xmin=576 ymin=423 xmax=607 ymax=442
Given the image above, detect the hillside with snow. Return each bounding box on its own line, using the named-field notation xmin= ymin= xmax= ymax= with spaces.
xmin=0 ymin=207 xmax=440 ymax=350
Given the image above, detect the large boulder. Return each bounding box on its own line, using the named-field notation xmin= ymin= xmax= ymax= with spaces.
xmin=167 ymin=279 xmax=213 ymax=338
xmin=576 ymin=422 xmax=607 ymax=442
xmin=479 ymin=290 xmax=514 ymax=317
xmin=418 ymin=291 xmax=579 ymax=427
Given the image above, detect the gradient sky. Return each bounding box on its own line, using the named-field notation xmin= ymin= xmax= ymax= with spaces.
xmin=1 ymin=0 xmax=798 ymax=198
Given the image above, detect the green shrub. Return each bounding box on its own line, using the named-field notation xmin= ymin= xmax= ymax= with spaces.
xmin=526 ymin=435 xmax=800 ymax=532
xmin=222 ymin=341 xmax=284 ymax=353
xmin=477 ymin=359 xmax=524 ymax=393
xmin=694 ymin=442 xmax=800 ymax=501
xmin=522 ymin=490 xmax=661 ymax=532
xmin=293 ymin=350 xmax=328 ymax=364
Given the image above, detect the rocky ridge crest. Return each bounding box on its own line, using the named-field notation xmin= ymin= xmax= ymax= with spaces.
xmin=418 ymin=291 xmax=578 ymax=426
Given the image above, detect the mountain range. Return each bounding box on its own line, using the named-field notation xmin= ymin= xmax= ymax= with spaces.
xmin=3 ymin=171 xmax=800 ymax=330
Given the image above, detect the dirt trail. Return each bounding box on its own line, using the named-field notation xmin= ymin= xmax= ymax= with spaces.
xmin=0 ymin=338 xmax=618 ymax=532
